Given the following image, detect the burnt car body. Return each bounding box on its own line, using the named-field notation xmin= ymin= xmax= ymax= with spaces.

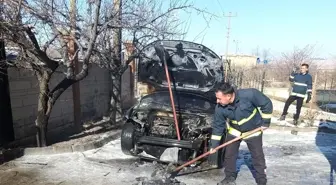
xmin=121 ymin=40 xmax=226 ymax=166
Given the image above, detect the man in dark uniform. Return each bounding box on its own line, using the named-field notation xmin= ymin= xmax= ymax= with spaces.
xmin=209 ymin=82 xmax=273 ymax=185
xmin=279 ymin=63 xmax=312 ymax=125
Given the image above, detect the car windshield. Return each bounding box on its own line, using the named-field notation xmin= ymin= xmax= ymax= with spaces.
xmin=137 ymin=92 xmax=216 ymax=113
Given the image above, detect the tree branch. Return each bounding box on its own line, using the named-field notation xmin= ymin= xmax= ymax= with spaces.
xmin=25 ymin=26 xmax=41 ymax=50
xmin=43 ymin=34 xmax=58 ymax=52
xmin=71 ymin=0 xmax=101 ymax=81
xmin=83 ymin=0 xmax=101 ymax=63
xmin=48 ymin=78 xmax=77 ymax=109
xmin=25 ymin=27 xmax=59 ymax=70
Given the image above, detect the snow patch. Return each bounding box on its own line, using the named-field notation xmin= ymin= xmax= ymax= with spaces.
xmin=85 ymin=139 xmax=135 ymax=160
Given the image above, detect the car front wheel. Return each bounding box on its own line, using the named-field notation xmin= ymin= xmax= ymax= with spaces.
xmin=121 ymin=122 xmax=139 ymax=156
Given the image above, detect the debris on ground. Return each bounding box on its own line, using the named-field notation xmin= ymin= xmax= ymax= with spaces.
xmin=159 ymin=147 xmax=179 ymax=163
xmin=134 ymin=163 xmax=186 ymax=185
xmin=280 ymin=146 xmax=296 ymax=156
xmin=291 ymin=129 xmax=298 ymax=135
xmin=133 ymin=176 xmax=186 ymax=185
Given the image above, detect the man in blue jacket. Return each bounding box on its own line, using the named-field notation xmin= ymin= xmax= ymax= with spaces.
xmin=209 ymin=82 xmax=273 ymax=185
xmin=279 ymin=63 xmax=312 ymax=125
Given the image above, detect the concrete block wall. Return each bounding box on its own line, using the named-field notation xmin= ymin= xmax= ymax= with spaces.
xmin=263 ymin=87 xmax=290 ymax=99
xmin=79 ymin=65 xmax=110 ymax=121
xmin=263 ymin=87 xmax=336 ymax=103
xmin=7 ymin=64 xmax=111 ymax=143
xmin=121 ymin=67 xmax=135 ymax=109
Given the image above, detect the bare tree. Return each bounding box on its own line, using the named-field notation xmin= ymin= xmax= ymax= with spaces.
xmin=0 ymin=0 xmax=220 ymax=145
xmin=1 ymin=0 xmax=102 ymax=147
xmin=278 ymin=45 xmax=316 ymax=72
xmin=269 ymin=45 xmax=317 ymax=86
xmin=93 ymin=0 xmax=214 ymax=123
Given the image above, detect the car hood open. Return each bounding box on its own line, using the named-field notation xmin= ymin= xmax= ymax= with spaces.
xmin=137 ymin=40 xmax=224 ymax=93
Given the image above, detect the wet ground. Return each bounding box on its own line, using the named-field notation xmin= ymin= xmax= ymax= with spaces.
xmin=0 ymin=128 xmax=335 ymax=185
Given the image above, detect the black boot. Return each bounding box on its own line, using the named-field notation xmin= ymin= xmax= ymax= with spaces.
xmin=293 ymin=114 xmax=299 ymax=126
xmin=217 ymin=176 xmax=236 ymax=185
xmin=279 ymin=115 xmax=286 ymax=121
xmin=256 ymin=178 xmax=267 ymax=185
xmin=293 ymin=119 xmax=298 ymax=126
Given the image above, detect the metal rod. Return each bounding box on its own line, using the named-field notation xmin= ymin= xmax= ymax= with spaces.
xmin=163 ymin=54 xmax=181 ymax=141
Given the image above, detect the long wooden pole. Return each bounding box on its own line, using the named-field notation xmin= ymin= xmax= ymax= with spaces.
xmin=70 ymin=0 xmax=81 ymax=129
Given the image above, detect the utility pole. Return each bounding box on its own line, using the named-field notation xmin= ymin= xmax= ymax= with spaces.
xmin=69 ymin=0 xmax=81 ymax=130
xmin=254 ymin=46 xmax=260 ymax=57
xmin=224 ymin=12 xmax=237 ymax=82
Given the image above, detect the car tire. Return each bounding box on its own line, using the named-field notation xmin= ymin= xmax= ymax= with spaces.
xmin=121 ymin=122 xmax=138 ymax=156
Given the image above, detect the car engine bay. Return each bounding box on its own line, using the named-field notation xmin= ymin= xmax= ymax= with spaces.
xmin=134 ymin=110 xmax=213 ymax=140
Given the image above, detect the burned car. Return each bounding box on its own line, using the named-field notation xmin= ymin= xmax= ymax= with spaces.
xmin=121 ymin=40 xmax=226 ymax=167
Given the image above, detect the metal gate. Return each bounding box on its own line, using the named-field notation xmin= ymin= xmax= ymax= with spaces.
xmin=0 ymin=40 xmax=14 ymax=146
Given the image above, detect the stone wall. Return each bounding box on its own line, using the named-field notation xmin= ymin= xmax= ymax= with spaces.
xmin=7 ymin=64 xmax=111 ymax=144
xmin=121 ymin=67 xmax=136 ymax=109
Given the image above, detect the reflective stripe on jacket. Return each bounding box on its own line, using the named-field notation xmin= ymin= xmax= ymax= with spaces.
xmin=289 ymin=72 xmax=312 ymax=97
xmin=210 ymin=88 xmax=273 ymax=147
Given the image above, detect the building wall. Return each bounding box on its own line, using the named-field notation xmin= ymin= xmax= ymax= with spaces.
xmin=121 ymin=66 xmax=135 ymax=109
xmin=7 ymin=64 xmax=111 ymax=143
xmin=263 ymin=87 xmax=336 ymax=103
xmin=225 ymin=55 xmax=258 ymax=68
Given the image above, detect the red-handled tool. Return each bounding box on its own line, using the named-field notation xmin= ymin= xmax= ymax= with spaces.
xmin=154 ymin=43 xmax=181 ymax=140
xmin=167 ymin=127 xmax=264 ymax=178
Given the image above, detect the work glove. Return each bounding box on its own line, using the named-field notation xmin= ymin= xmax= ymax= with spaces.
xmin=306 ymin=93 xmax=312 ymax=103
xmin=261 ymin=118 xmax=271 ymax=128
xmin=209 ymin=130 xmax=226 ymax=152
xmin=209 ymin=148 xmax=217 ymax=154
xmin=209 ymin=137 xmax=221 ymax=150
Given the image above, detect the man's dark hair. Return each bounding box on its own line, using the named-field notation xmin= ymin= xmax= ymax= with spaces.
xmin=215 ymin=82 xmax=235 ymax=94
xmin=301 ymin=63 xmax=309 ymax=68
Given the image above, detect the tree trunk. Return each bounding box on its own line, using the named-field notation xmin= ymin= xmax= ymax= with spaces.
xmin=35 ymin=72 xmax=51 ymax=147
xmin=109 ymin=72 xmax=122 ymax=124
xmin=331 ymin=78 xmax=334 ymax=89
xmin=109 ymin=0 xmax=122 ymax=124
xmin=308 ymin=72 xmax=318 ymax=126
xmin=261 ymin=69 xmax=266 ymax=93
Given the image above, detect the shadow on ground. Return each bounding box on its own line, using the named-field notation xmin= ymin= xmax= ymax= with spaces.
xmin=48 ymin=119 xmax=122 ymax=145
xmin=315 ymin=119 xmax=336 ymax=185
xmin=0 ymin=119 xmax=122 ymax=165
xmin=0 ymin=148 xmax=24 ymax=165
xmin=236 ymin=150 xmax=257 ymax=179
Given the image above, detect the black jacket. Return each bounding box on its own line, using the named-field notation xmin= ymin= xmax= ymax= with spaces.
xmin=211 ymin=88 xmax=273 ymax=147
xmin=289 ymin=72 xmax=312 ymax=98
